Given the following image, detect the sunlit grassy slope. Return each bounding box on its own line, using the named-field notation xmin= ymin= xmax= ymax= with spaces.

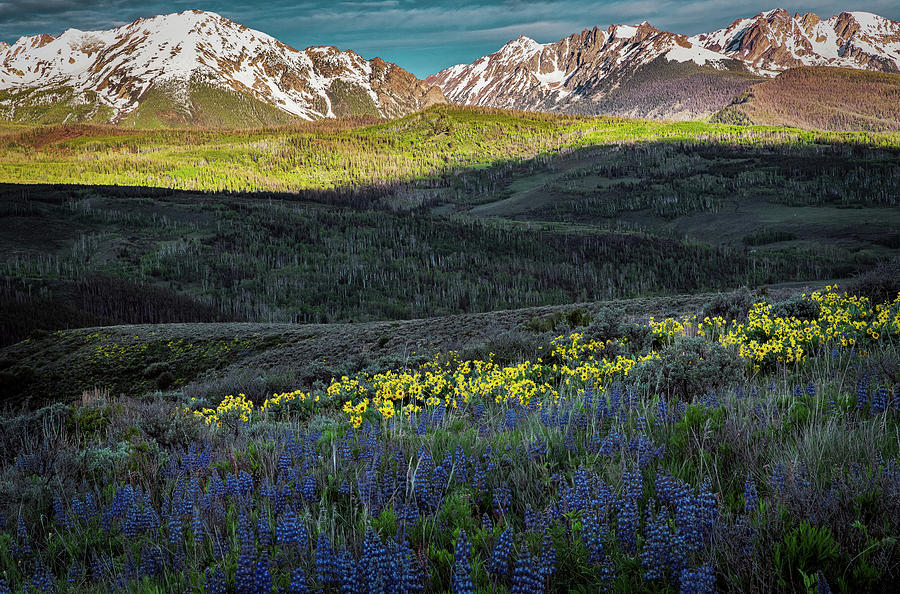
xmin=1 ymin=106 xmax=898 ymax=192
xmin=712 ymin=67 xmax=900 ymax=132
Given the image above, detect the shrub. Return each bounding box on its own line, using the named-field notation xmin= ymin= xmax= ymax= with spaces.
xmin=524 ymin=312 xmax=567 ymax=333
xmin=770 ymin=295 xmax=821 ymax=321
xmin=142 ymin=362 xmax=172 ymax=380
xmin=583 ymin=307 xmax=625 ymax=343
xmin=155 ymin=371 xmax=175 ymax=390
xmin=622 ymin=321 xmax=654 ymax=353
xmin=565 ymin=308 xmax=592 ymax=329
xmin=700 ymin=287 xmax=755 ymax=322
xmin=631 ymin=336 xmax=743 ymax=400
xmin=845 ymin=259 xmax=900 ymax=304
xmin=0 ymin=365 xmax=35 ymax=396
xmin=132 ymin=397 xmax=206 ymax=447
xmin=742 ymin=228 xmax=797 ymax=246
xmin=481 ymin=331 xmax=549 ymax=365
xmin=524 ymin=308 xmax=591 ymax=334
xmin=67 ymin=405 xmax=111 ymax=435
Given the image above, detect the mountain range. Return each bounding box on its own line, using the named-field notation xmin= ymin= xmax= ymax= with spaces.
xmin=0 ymin=10 xmax=446 ymax=127
xmin=1 ymin=8 xmax=898 ymax=128
xmin=427 ymin=9 xmax=900 ymax=123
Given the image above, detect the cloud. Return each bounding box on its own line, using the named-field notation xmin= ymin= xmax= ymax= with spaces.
xmin=1 ymin=0 xmax=898 ymax=76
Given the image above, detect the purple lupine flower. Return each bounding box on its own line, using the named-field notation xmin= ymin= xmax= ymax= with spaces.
xmin=582 ymin=510 xmax=608 ymax=564
xmin=400 ymin=535 xmax=426 ymax=593
xmin=315 ymin=532 xmax=337 ymax=585
xmin=679 ymin=563 xmax=715 ymax=594
xmin=237 ymin=512 xmax=254 ymax=549
xmin=53 ymin=496 xmax=69 ymax=530
xmin=744 ymin=474 xmax=758 ymax=513
xmin=235 ymin=544 xmax=256 ymax=592
xmin=16 ymin=515 xmax=31 ymax=556
xmin=254 ymin=551 xmax=273 ymax=593
xmin=277 ymin=509 xmax=300 ymax=548
xmin=289 ymin=567 xmax=309 ymax=594
xmin=616 ymin=497 xmax=638 ymax=554
xmin=771 ymin=462 xmax=786 ymax=496
xmin=138 ymin=545 xmax=163 ymax=578
xmin=30 ymin=560 xmax=54 ymax=593
xmin=302 ymin=474 xmax=317 ymax=503
xmin=338 ymin=547 xmax=360 ymax=594
xmin=642 ymin=507 xmax=673 ymax=581
xmin=191 ymin=507 xmax=204 ymax=542
xmin=510 ymin=552 xmax=542 ymax=594
xmin=504 ymin=407 xmax=518 ymax=430
xmin=203 ymin=567 xmax=227 ymax=594
xmin=857 ymin=378 xmax=869 ymax=412
xmin=872 ymin=386 xmax=889 ymax=414
xmin=488 ymin=527 xmax=513 ymax=577
xmin=452 ymin=530 xmax=474 ymax=594
xmin=493 ymin=484 xmax=512 ymax=517
xmin=67 ymin=559 xmax=82 ymax=587
xmin=656 ymin=398 xmax=668 ymax=426
xmin=540 ymin=530 xmax=556 ymax=578
xmin=599 ymin=429 xmax=621 ymax=457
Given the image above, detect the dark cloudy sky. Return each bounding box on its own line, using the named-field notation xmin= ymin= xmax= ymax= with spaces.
xmin=3 ymin=1 xmax=898 ymax=77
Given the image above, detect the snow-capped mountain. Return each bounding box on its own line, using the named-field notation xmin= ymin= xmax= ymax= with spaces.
xmin=0 ymin=10 xmax=445 ymax=126
xmin=426 ymin=22 xmax=758 ymax=119
xmin=693 ymin=9 xmax=900 ymax=75
xmin=427 ymin=9 xmax=900 ymax=120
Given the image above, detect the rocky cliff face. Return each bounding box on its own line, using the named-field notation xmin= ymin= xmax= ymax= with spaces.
xmin=0 ymin=10 xmax=446 ymax=126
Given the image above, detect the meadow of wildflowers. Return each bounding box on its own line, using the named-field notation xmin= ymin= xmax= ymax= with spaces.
xmin=0 ymin=287 xmax=898 ymax=592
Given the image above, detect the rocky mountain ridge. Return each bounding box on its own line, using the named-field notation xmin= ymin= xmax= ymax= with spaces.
xmin=427 ymin=9 xmax=900 ymax=120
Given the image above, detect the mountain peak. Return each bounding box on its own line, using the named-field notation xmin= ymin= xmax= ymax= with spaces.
xmin=609 ymin=24 xmax=638 ymax=39
xmin=499 ymin=36 xmax=544 ymax=56
xmin=762 ymin=8 xmax=792 ymax=20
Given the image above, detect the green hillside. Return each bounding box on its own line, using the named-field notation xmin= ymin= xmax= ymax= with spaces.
xmin=1 ymin=106 xmax=897 ymax=193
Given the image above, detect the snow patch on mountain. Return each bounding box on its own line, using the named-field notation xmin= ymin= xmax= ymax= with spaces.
xmin=665 ymin=44 xmax=728 ymax=66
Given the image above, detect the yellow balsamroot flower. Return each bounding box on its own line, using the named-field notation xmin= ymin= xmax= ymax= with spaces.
xmin=191 ymin=393 xmax=254 ymax=427
xmin=342 ymin=398 xmax=369 ymax=428
xmin=648 ymin=315 xmax=697 ymax=344
xmin=260 ymin=389 xmax=311 ymax=413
